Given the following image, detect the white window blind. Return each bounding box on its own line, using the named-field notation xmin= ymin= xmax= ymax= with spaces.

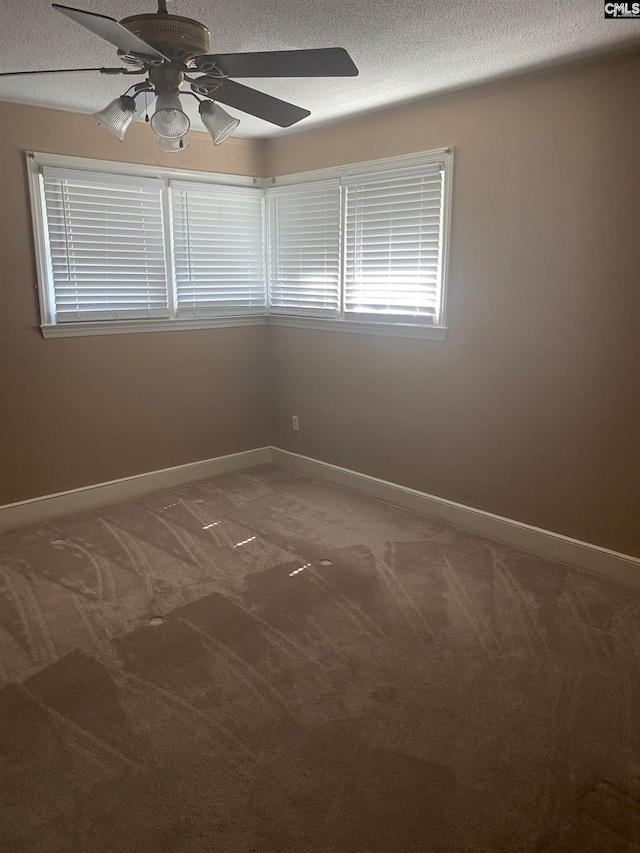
xmin=171 ymin=181 xmax=266 ymax=317
xmin=267 ymin=180 xmax=341 ymax=316
xmin=31 ymin=150 xmax=451 ymax=336
xmin=42 ymin=167 xmax=169 ymax=322
xmin=343 ymin=162 xmax=444 ymax=323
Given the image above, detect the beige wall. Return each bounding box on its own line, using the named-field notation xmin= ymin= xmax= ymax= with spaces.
xmin=2 ymin=53 xmax=639 ymax=558
xmin=265 ymin=52 xmax=640 ymax=557
xmin=0 ymin=102 xmax=269 ymax=504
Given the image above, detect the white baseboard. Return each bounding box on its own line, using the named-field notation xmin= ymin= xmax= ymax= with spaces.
xmin=2 ymin=444 xmax=638 ymax=590
xmin=0 ymin=447 xmax=271 ymax=531
xmin=270 ymin=447 xmax=640 ymax=588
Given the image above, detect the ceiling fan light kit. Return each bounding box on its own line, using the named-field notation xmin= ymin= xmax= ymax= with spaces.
xmin=1 ymin=0 xmax=359 ymax=153
xmin=92 ymin=94 xmax=137 ymax=140
xmin=150 ymin=93 xmax=191 ymax=138
xmin=199 ymin=100 xmax=240 ymax=146
xmin=155 ymin=133 xmax=189 ymax=152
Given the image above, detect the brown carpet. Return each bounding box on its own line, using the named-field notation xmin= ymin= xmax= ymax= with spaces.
xmin=1 ymin=464 xmax=639 ymax=852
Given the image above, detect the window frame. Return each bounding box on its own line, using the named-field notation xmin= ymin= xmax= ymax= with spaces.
xmin=28 ymin=148 xmax=453 ymax=341
xmin=170 ymin=179 xmax=267 ymax=319
xmin=39 ymin=166 xmax=172 ymax=323
xmin=27 ymin=151 xmax=267 ymax=338
xmin=266 ymin=148 xmax=453 ymax=341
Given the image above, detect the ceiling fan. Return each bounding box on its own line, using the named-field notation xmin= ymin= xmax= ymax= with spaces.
xmin=0 ymin=0 xmax=358 ymax=150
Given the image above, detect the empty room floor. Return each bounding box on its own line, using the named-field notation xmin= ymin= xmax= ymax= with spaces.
xmin=1 ymin=465 xmax=640 ymax=852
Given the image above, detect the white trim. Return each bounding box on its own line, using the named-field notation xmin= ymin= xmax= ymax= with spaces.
xmin=268 ymin=315 xmax=448 ymax=340
xmin=162 ymin=176 xmax=178 ymax=320
xmin=268 ymin=147 xmax=453 ymax=187
xmin=2 ymin=444 xmax=638 ymax=587
xmin=270 ymin=448 xmax=640 ymax=589
xmin=0 ymin=447 xmax=271 ymax=531
xmin=339 ymin=181 xmax=347 ymax=320
xmin=31 ymin=148 xmax=451 ymax=187
xmin=41 ymin=314 xmax=268 ymax=338
xmin=40 ymin=314 xmax=445 ymax=339
xmin=27 ymin=151 xmax=259 ymax=187
xmin=439 ymin=149 xmax=454 ymax=329
xmin=26 ymin=155 xmax=55 ymax=326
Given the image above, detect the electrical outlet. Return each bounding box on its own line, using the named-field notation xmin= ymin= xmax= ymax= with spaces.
xmin=291 ymin=415 xmax=300 ymax=431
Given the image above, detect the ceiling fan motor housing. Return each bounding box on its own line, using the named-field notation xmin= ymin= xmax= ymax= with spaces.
xmin=119 ymin=13 xmax=211 ymax=64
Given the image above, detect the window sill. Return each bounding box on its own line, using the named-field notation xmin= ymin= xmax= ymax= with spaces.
xmin=40 ymin=314 xmax=269 ymax=338
xmin=268 ymin=315 xmax=448 ymax=341
xmin=41 ymin=314 xmax=448 ymax=341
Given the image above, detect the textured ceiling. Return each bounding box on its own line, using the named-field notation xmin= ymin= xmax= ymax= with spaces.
xmin=1 ymin=0 xmax=639 ymax=138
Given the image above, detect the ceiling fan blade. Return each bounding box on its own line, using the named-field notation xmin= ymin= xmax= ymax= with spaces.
xmin=52 ymin=4 xmax=169 ymax=61
xmin=203 ymin=79 xmax=310 ymax=127
xmin=195 ymin=47 xmax=358 ymax=78
xmin=0 ymin=66 xmax=137 ymax=78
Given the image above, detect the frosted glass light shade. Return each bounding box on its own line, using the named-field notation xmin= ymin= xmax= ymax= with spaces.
xmin=93 ymin=96 xmax=136 ymax=141
xmin=151 ymin=94 xmax=190 ymax=139
xmin=156 ymin=135 xmax=190 ymax=153
xmin=199 ymin=100 xmax=240 ymax=145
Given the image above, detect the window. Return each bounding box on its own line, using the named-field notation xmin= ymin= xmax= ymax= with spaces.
xmin=266 ymin=151 xmax=452 ymax=334
xmin=42 ymin=168 xmax=168 ymax=322
xmin=29 ymin=153 xmax=266 ymax=336
xmin=29 ymin=149 xmax=452 ymax=340
xmin=267 ymin=180 xmax=341 ymax=317
xmin=171 ymin=181 xmax=265 ymax=317
xmin=343 ymin=163 xmax=444 ymax=323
